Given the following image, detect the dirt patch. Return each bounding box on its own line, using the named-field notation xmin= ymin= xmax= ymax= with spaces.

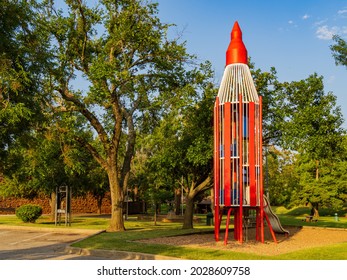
xmin=137 ymin=226 xmax=347 ymax=256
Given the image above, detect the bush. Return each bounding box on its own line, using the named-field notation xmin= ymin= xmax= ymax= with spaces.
xmin=15 ymin=204 xmax=42 ymax=223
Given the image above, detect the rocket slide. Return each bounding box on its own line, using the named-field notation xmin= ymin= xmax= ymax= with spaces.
xmin=263 ymin=195 xmax=289 ymax=235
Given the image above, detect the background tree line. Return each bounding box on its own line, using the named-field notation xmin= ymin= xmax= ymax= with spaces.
xmin=0 ymin=0 xmax=346 ymax=231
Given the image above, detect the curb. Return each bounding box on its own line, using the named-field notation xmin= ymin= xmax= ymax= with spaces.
xmin=65 ymin=229 xmax=181 ymax=260
xmin=0 ymin=224 xmax=102 ymax=235
xmin=302 ymin=225 xmax=347 ymax=231
xmin=65 ymin=246 xmax=181 ymax=260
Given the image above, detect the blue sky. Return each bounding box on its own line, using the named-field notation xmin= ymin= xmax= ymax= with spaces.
xmin=156 ymin=0 xmax=347 ymax=127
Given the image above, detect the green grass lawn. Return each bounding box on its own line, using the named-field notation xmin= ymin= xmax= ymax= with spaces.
xmin=69 ymin=214 xmax=346 ymax=260
xmin=1 ymin=206 xmax=346 ymax=260
xmin=0 ymin=214 xmax=111 ymax=230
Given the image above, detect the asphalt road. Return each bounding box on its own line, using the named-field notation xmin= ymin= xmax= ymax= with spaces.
xmin=0 ymin=226 xmax=105 ymax=260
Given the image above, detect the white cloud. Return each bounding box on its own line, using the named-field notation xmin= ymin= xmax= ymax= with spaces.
xmin=327 ymin=75 xmax=336 ymax=84
xmin=314 ymin=19 xmax=328 ymax=26
xmin=288 ymin=20 xmax=294 ymax=24
xmin=338 ymin=9 xmax=347 ymax=15
xmin=316 ymin=25 xmax=339 ymax=40
xmin=302 ymin=14 xmax=310 ymax=20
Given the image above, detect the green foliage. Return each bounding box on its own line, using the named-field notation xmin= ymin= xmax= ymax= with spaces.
xmin=42 ymin=0 xmax=198 ymax=230
xmin=278 ymin=73 xmax=345 ymax=159
xmin=15 ymin=204 xmax=42 ymax=223
xmin=265 ymin=147 xmax=300 ymax=206
xmin=0 ymin=0 xmax=50 ymax=161
xmin=258 ymin=70 xmax=346 ymax=211
xmin=330 ymin=35 xmax=347 ymax=68
xmin=292 ymin=154 xmax=347 ymax=211
xmin=251 ymin=64 xmax=283 ymax=145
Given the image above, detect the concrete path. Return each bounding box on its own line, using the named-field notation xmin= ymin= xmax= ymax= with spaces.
xmin=0 ymin=225 xmax=179 ymax=260
xmin=0 ymin=225 xmax=105 ymax=260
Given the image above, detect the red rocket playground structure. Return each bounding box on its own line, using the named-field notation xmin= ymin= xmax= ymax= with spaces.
xmin=214 ymin=21 xmax=288 ymax=244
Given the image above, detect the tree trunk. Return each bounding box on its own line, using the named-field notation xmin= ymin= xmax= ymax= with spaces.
xmin=314 ymin=160 xmax=320 ymax=217
xmin=182 ymin=194 xmax=194 ymax=229
xmin=97 ymin=196 xmax=103 ymax=215
xmin=181 ymin=177 xmax=212 ymax=229
xmin=153 ymin=205 xmax=157 ymax=226
xmin=312 ymin=203 xmax=320 ymax=218
xmin=174 ymin=188 xmax=182 ymax=216
xmin=107 ymin=172 xmax=125 ymax=232
xmin=210 ymin=187 xmax=215 ymax=217
xmin=49 ymin=192 xmax=56 ymax=222
xmin=315 ymin=160 xmax=319 ymax=180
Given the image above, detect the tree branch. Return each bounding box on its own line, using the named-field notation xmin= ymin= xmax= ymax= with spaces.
xmin=189 ymin=176 xmax=212 ymax=198
xmin=75 ymin=136 xmax=108 ymax=170
xmin=58 ymin=87 xmax=110 ymax=150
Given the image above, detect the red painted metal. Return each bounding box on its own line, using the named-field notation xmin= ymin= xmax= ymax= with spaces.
xmin=224 ymin=102 xmax=231 ymax=206
xmin=224 ymin=207 xmax=233 ymax=245
xmin=214 ymin=22 xmax=278 ymax=246
xmin=259 ymin=96 xmax=264 ymax=243
xmin=233 ymin=208 xmax=239 ymax=240
xmin=238 ymin=94 xmax=243 ymax=243
xmin=214 ymin=98 xmax=220 ymax=241
xmin=264 ymin=211 xmax=277 ymax=243
xmin=249 ymin=102 xmax=256 ymax=206
xmin=226 ymin=21 xmax=247 ymax=65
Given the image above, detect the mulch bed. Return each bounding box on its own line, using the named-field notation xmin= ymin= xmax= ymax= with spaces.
xmin=137 ymin=226 xmax=347 ymax=256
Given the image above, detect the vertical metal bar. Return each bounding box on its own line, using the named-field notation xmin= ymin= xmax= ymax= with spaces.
xmin=264 ymin=211 xmax=277 ymax=243
xmin=69 ymin=185 xmax=72 ymax=226
xmin=214 ymin=98 xmax=220 ymax=241
xmin=224 ymin=207 xmax=233 ymax=245
xmin=65 ymin=187 xmax=68 ymax=226
xmin=55 ymin=186 xmax=58 ymax=226
xmin=224 ymin=102 xmax=231 ymax=206
xmin=259 ymin=96 xmax=264 ymax=243
xmin=255 ymin=104 xmax=260 ymax=206
xmin=233 ymin=104 xmax=238 ymax=206
xmin=233 ymin=208 xmax=238 ymax=240
xmin=249 ymin=102 xmax=256 ymax=206
xmin=220 ymin=105 xmax=224 ymax=205
xmin=238 ymin=94 xmax=243 ymax=243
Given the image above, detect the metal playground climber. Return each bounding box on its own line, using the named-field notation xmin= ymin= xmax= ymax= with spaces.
xmin=214 ymin=21 xmax=288 ymax=245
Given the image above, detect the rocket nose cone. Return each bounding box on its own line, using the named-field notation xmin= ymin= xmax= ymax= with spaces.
xmin=226 ymin=21 xmax=248 ymax=65
xmin=231 ymin=21 xmax=242 ymax=40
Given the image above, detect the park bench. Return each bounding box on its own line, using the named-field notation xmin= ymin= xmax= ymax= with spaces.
xmin=302 ymin=215 xmax=318 ymax=222
xmin=0 ymin=207 xmax=15 ymax=214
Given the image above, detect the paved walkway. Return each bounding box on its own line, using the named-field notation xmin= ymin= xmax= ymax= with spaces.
xmin=0 ymin=225 xmax=104 ymax=260
xmin=0 ymin=225 xmax=178 ymax=260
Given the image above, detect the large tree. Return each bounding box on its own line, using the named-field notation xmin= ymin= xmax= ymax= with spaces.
xmin=0 ymin=0 xmax=49 ymax=165
xmin=275 ymin=74 xmax=345 ymax=214
xmin=44 ymin=0 xmax=192 ymax=231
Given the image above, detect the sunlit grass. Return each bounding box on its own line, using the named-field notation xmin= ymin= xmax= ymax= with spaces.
xmin=0 ymin=214 xmax=110 ymax=229
xmin=275 ymin=243 xmax=347 ymax=260
xmin=1 ymin=207 xmax=346 ymax=260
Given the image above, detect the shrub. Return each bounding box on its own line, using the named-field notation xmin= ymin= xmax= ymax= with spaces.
xmin=15 ymin=204 xmax=42 ymax=223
